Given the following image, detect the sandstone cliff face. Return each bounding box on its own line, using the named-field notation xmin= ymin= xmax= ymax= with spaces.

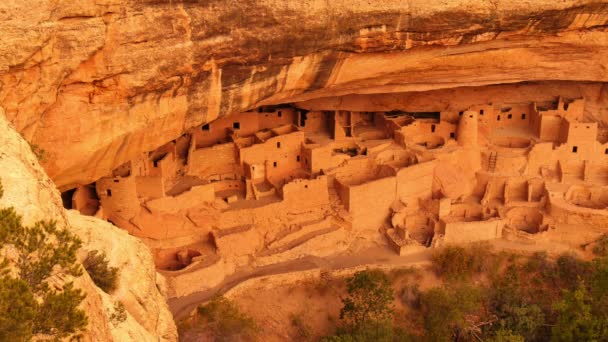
xmin=0 ymin=108 xmax=177 ymax=341
xmin=1 ymin=0 xmax=608 ymax=188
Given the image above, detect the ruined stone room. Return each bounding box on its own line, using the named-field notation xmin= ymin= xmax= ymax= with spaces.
xmin=2 ymin=1 xmax=608 ymax=341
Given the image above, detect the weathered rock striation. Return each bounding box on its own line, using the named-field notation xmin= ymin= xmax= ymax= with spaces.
xmin=1 ymin=0 xmax=608 ymax=188
xmin=0 ymin=108 xmax=177 ymax=341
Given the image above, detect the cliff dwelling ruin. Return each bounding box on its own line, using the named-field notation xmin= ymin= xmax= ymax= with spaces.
xmin=5 ymin=0 xmax=608 ymax=339
xmin=61 ymin=95 xmax=608 ymax=297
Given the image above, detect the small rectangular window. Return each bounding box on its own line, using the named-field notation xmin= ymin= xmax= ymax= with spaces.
xmin=480 ymin=109 xmax=484 ymax=115
xmin=508 ymin=114 xmax=512 ymax=119
xmin=572 ymin=146 xmax=578 ymax=153
xmin=459 ymin=111 xmax=464 ymax=116
xmin=497 ymin=115 xmax=501 ymax=121
xmin=278 ymin=111 xmax=282 ymax=117
xmin=521 ymin=113 xmax=526 ymax=120
xmin=273 ymin=161 xmax=277 ymax=167
xmin=450 ymin=132 xmax=455 ymax=139
xmin=605 ymin=148 xmax=608 ymax=155
xmin=233 ymin=122 xmax=240 ymax=129
xmin=277 ymin=142 xmax=281 ymax=148
xmin=297 ymin=155 xmax=300 ymax=162
xmin=431 ymin=124 xmax=436 ymax=133
xmin=106 ymin=189 xmax=112 ymax=197
xmin=202 ymin=124 xmax=210 ymax=131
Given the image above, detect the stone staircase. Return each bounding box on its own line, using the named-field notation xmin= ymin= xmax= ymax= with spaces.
xmin=258 ymin=217 xmax=339 ymax=257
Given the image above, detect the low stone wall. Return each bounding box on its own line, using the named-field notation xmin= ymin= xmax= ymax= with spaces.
xmin=443 ymin=219 xmax=505 ymax=244
xmin=164 ymin=259 xmax=236 ymax=298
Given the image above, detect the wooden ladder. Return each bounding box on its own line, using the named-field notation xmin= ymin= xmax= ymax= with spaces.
xmin=488 ymin=152 xmax=497 ymax=172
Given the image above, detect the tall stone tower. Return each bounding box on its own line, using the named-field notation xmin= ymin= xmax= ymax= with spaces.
xmin=457 ymin=110 xmax=479 ymax=147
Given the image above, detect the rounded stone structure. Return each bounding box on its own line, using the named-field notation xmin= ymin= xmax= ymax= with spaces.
xmin=457 ymin=111 xmax=479 ymax=147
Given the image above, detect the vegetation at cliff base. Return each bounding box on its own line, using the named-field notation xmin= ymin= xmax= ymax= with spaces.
xmin=319 ymin=244 xmax=608 ymax=341
xmin=0 ymin=178 xmax=88 ymax=341
xmin=180 ymin=295 xmax=259 ymax=341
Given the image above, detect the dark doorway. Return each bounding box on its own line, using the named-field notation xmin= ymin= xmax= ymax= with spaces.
xmin=61 ymin=189 xmax=76 ymax=209
xmin=299 ymin=110 xmax=309 ymax=127
xmin=407 ymin=112 xmax=440 ymax=120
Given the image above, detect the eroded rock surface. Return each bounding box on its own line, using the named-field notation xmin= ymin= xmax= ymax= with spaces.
xmin=0 ymin=108 xmax=177 ymax=341
xmin=1 ymin=0 xmax=608 ymax=188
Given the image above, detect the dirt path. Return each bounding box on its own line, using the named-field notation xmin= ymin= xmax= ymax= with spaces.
xmin=168 ymin=234 xmax=588 ymax=321
xmin=169 ymin=246 xmax=433 ymax=320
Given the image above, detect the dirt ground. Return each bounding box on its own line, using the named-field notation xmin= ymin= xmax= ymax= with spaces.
xmin=176 ymin=221 xmax=607 ymax=341
xmin=228 ymin=265 xmax=442 ymax=341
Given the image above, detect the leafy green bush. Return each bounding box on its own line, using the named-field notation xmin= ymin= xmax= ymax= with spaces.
xmin=420 ymin=284 xmax=483 ymax=342
xmin=320 ymin=320 xmax=416 ymax=342
xmin=83 ymin=250 xmax=119 ymax=293
xmin=340 ymin=269 xmax=394 ymax=328
xmin=319 ymin=270 xmax=401 ymax=341
xmin=197 ymin=295 xmax=258 ymax=341
xmin=0 ymin=206 xmax=87 ymax=340
xmin=555 ymin=254 xmax=592 ymax=289
xmin=431 ymin=244 xmax=492 ymax=280
xmin=487 ymin=329 xmax=524 ymax=342
xmin=551 ymin=281 xmax=607 ymax=341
